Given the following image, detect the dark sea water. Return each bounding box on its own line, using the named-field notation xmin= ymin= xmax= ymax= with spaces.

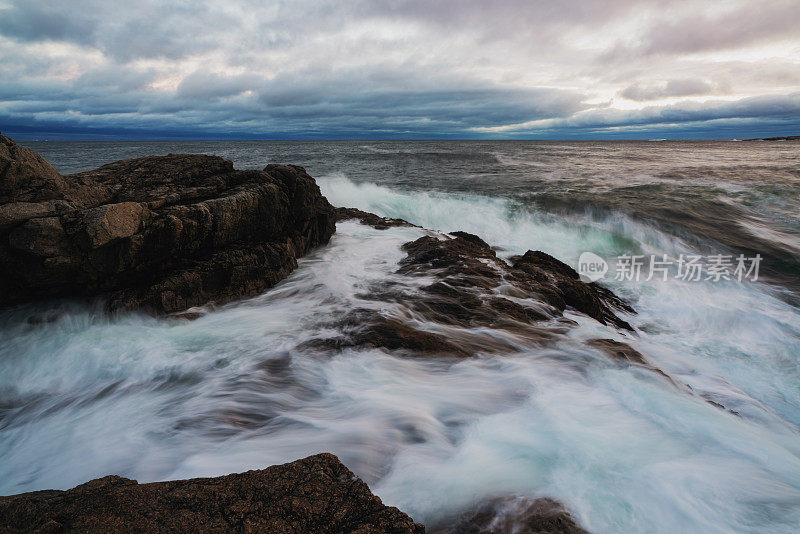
xmin=27 ymin=140 xmax=800 ymax=291
xmin=2 ymin=140 xmax=800 ymax=532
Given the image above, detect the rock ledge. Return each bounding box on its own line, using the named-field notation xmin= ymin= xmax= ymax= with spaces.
xmin=0 ymin=453 xmax=424 ymax=534
xmin=0 ymin=135 xmax=336 ymax=314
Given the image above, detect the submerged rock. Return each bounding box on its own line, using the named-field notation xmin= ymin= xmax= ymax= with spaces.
xmin=305 ymin=308 xmax=472 ymax=356
xmin=588 ymin=338 xmax=647 ymax=365
xmin=431 ymin=496 xmax=588 ymax=534
xmin=0 ymin=135 xmax=335 ymax=314
xmin=588 ymin=338 xmax=742 ymax=414
xmin=0 ymin=453 xmax=424 ymax=534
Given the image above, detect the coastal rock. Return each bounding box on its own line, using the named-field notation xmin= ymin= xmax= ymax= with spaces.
xmin=397 ymin=232 xmax=633 ymax=331
xmin=0 ymin=453 xmax=424 ymax=534
xmin=431 ymin=496 xmax=588 ymax=534
xmin=335 ymin=206 xmax=416 ymax=229
xmin=588 ymin=338 xmax=647 ymax=365
xmin=309 ymin=223 xmax=634 ymax=356
xmin=0 ymin=135 xmax=335 ymax=314
xmin=306 ymin=308 xmax=471 ymax=356
xmin=588 ymin=338 xmax=742 ymax=414
xmin=589 ymin=337 xmax=675 ymax=381
xmin=0 ymin=134 xmax=69 ymax=204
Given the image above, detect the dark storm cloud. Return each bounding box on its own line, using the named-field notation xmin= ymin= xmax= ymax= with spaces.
xmin=1 ymin=73 xmax=588 ymax=136
xmin=0 ymin=2 xmax=95 ymax=44
xmin=77 ymin=67 xmax=159 ymax=93
xmin=0 ymin=0 xmax=798 ymax=139
xmin=0 ymin=0 xmax=231 ymax=61
xmin=620 ymin=94 xmax=800 ymax=127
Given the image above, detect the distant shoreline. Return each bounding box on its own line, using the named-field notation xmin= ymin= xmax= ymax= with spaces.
xmin=742 ymin=135 xmax=800 ymax=141
xmin=10 ymin=136 xmax=800 ymax=143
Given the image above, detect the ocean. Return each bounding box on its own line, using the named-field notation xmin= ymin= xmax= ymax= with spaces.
xmin=2 ymin=140 xmax=799 ymax=532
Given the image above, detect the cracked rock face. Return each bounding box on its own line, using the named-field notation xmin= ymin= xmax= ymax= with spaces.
xmin=0 ymin=453 xmax=425 ymax=534
xmin=0 ymin=135 xmax=336 ymax=314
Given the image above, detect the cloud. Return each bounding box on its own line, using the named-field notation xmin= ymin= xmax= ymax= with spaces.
xmin=619 ymin=79 xmax=728 ymax=101
xmin=474 ymin=93 xmax=800 ymax=133
xmin=0 ymin=1 xmax=235 ymax=61
xmin=177 ymin=71 xmax=260 ymax=100
xmin=640 ymin=1 xmax=800 ymax=56
xmin=0 ymin=2 xmax=95 ymax=44
xmin=0 ymin=72 xmax=588 ymax=137
xmin=601 ymin=0 xmax=800 ymax=61
xmin=0 ymin=0 xmax=798 ymax=138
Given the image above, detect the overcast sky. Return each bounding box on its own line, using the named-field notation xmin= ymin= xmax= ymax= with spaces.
xmin=1 ymin=0 xmax=799 ymax=139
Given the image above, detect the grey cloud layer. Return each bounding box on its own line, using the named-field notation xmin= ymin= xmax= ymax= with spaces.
xmin=620 ymin=79 xmax=730 ymax=101
xmin=531 ymin=94 xmax=800 ymax=131
xmin=0 ymin=0 xmax=798 ymax=138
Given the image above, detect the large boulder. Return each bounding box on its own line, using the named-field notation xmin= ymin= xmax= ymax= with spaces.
xmin=0 ymin=135 xmax=336 ymax=314
xmin=0 ymin=453 xmax=424 ymax=533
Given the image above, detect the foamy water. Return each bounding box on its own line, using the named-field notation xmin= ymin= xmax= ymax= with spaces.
xmin=2 ymin=142 xmax=800 ymax=533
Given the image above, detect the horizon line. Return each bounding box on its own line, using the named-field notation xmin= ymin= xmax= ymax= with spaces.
xmin=7 ymin=135 xmax=797 ymax=142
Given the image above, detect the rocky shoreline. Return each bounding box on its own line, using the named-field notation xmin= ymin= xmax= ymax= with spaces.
xmin=1 ymin=136 xmax=757 ymax=532
xmin=0 ymin=454 xmax=589 ymax=534
xmin=0 ymin=136 xmax=624 ymax=532
xmin=0 ymin=454 xmax=424 ymax=534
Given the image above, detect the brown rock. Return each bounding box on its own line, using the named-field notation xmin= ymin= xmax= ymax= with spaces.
xmin=0 ymin=135 xmax=336 ymax=314
xmin=0 ymin=202 xmax=59 ymax=230
xmin=0 ymin=134 xmax=68 ymax=204
xmin=76 ymin=202 xmax=148 ymax=249
xmin=511 ymin=251 xmax=634 ymax=330
xmin=397 ymin=231 xmax=633 ymax=331
xmin=431 ymin=496 xmax=588 ymax=534
xmin=307 ymin=222 xmax=633 ymax=356
xmin=0 ymin=453 xmax=424 ymax=534
xmin=335 ymin=206 xmax=416 ymax=230
xmin=588 ymin=338 xmax=646 ymax=365
xmin=310 ymin=309 xmax=470 ymax=356
xmin=8 ymin=217 xmax=68 ymax=258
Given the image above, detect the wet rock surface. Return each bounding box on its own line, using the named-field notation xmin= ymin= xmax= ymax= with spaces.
xmin=0 ymin=453 xmax=424 ymax=534
xmin=326 ymin=214 xmax=732 ymax=418
xmin=588 ymin=338 xmax=740 ymax=414
xmin=398 ymin=232 xmax=633 ymax=331
xmin=335 ymin=206 xmax=417 ymax=229
xmin=313 ymin=226 xmax=635 ymax=357
xmin=588 ymin=338 xmax=647 ymax=365
xmin=0 ymin=135 xmax=335 ymax=314
xmin=430 ymin=496 xmax=588 ymax=534
xmin=307 ymin=309 xmax=471 ymax=356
